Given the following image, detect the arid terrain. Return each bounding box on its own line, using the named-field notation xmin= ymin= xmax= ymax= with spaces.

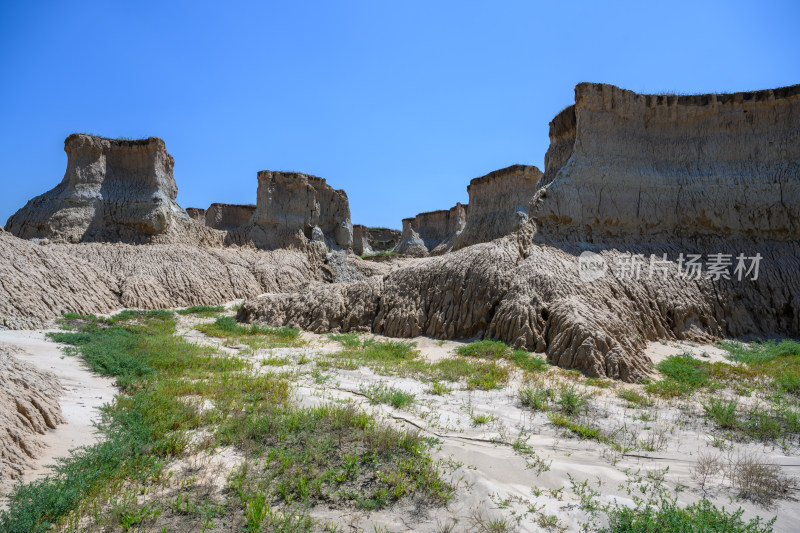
xmin=1 ymin=82 xmax=799 ymax=532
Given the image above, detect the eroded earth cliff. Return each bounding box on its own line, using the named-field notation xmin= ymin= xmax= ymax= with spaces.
xmin=239 ymin=83 xmax=800 ymax=381
xmin=5 ymin=134 xmax=219 ymax=245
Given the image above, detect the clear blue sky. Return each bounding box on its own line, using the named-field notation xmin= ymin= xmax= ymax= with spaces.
xmin=2 ymin=1 xmax=798 ymax=230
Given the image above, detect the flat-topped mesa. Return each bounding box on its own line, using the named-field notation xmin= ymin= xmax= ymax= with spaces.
xmin=353 ymin=225 xmax=372 ymax=255
xmin=186 ymin=207 xmax=206 ymax=224
xmin=367 ymin=227 xmax=402 ymax=251
xmin=452 ymin=164 xmax=543 ymax=250
xmin=352 ymin=225 xmax=402 ymax=255
xmin=238 ymin=171 xmax=353 ymax=251
xmin=532 ymin=82 xmax=800 ymax=243
xmin=5 ymin=134 xmax=202 ymax=244
xmin=394 ymin=203 xmax=467 ymax=256
xmin=204 ymin=203 xmax=255 ymax=231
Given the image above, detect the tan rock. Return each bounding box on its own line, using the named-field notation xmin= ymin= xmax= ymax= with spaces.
xmin=532 ymin=83 xmax=800 ymax=242
xmin=4 ymin=134 xmax=208 ymax=244
xmin=0 ymin=229 xmax=320 ymax=328
xmin=204 ymin=203 xmax=255 ymax=231
xmin=239 ymin=83 xmax=800 ymax=381
xmin=352 ymin=225 xmax=401 ymax=255
xmin=186 ymin=207 xmax=206 ymax=224
xmin=395 ymin=203 xmax=467 ymax=256
xmin=453 ymin=164 xmax=542 ymax=250
xmin=232 ymin=171 xmax=353 ymax=251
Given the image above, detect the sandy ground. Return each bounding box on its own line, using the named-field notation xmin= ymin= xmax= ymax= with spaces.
xmin=3 ymin=317 xmax=799 ymax=531
xmin=172 ymin=322 xmax=800 ymax=532
xmin=0 ymin=329 xmax=116 ymax=508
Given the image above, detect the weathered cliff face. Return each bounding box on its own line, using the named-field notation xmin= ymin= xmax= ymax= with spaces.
xmin=186 ymin=207 xmax=206 ymax=224
xmin=366 ymin=227 xmax=402 ymax=251
xmin=353 ymin=225 xmax=372 ymax=255
xmin=4 ymin=134 xmax=206 ymax=244
xmin=239 ymin=83 xmax=800 ymax=381
xmin=236 ymin=171 xmax=353 ymax=251
xmin=452 ymin=164 xmax=542 ymax=250
xmin=394 ymin=203 xmax=467 ymax=256
xmin=352 ymin=225 xmax=402 ymax=255
xmin=532 ymin=83 xmax=800 ymax=242
xmin=204 ymin=203 xmax=255 ymax=231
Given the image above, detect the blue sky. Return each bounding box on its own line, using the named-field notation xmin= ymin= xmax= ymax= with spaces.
xmin=1 ymin=1 xmax=798 ymax=230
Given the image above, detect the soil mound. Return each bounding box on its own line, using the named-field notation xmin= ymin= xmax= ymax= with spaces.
xmin=0 ymin=345 xmax=64 ymax=492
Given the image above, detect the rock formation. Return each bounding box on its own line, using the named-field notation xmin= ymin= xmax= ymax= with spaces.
xmin=204 ymin=203 xmax=255 ymax=231
xmin=452 ymin=165 xmax=542 ymax=250
xmin=532 ymin=83 xmax=800 ymax=242
xmin=394 ymin=203 xmax=467 ymax=256
xmin=352 ymin=225 xmax=402 ymax=255
xmin=233 ymin=171 xmax=353 ymax=251
xmin=3 ymin=83 xmax=799 ymax=384
xmin=186 ymin=207 xmax=206 ymax=224
xmin=353 ymin=225 xmax=373 ymax=255
xmin=4 ymin=134 xmax=216 ymax=245
xmin=239 ymin=83 xmax=800 ymax=381
xmin=0 ymin=344 xmax=64 ymax=491
xmin=0 ymin=229 xmax=320 ymax=329
xmin=367 ymin=227 xmax=402 ymax=251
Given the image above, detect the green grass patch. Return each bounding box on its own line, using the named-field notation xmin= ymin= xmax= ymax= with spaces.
xmin=360 ymin=383 xmax=416 ymax=409
xmin=723 ymin=339 xmax=800 ymax=365
xmin=175 ymin=305 xmax=225 ymax=317
xmin=520 ymin=385 xmax=555 ymax=411
xmin=703 ymin=398 xmax=739 ymax=429
xmin=2 ymin=311 xmax=242 ymax=533
xmin=618 ymin=389 xmax=654 ymax=408
xmin=196 ymin=316 xmax=302 ymax=350
xmin=456 ymin=340 xmax=548 ymax=375
xmin=1 ymin=310 xmax=452 ymax=532
xmin=603 ymin=497 xmax=774 ymax=532
xmin=456 ymin=340 xmax=510 ymax=358
xmin=322 ymin=338 xmax=511 ymax=390
xmin=547 ymin=411 xmax=622 ymax=451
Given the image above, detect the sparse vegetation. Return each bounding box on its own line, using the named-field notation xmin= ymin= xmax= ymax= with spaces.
xmin=175 ymin=305 xmax=225 ymax=317
xmin=556 ymin=386 xmax=589 ymax=416
xmin=360 ymin=383 xmax=416 ymax=409
xmin=196 ymin=316 xmax=302 ymax=349
xmin=728 ymin=452 xmax=797 ymax=507
xmin=361 ymin=251 xmax=402 ymax=261
xmin=456 ymin=340 xmax=549 ymax=374
xmin=322 ymin=338 xmax=511 ymax=390
xmin=0 ymin=310 xmax=452 ymax=532
xmin=576 ymin=468 xmax=777 ymax=533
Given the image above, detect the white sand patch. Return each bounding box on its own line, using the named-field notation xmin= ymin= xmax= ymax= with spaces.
xmin=0 ymin=329 xmax=116 ymax=490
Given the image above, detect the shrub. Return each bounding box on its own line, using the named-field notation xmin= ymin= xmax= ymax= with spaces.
xmin=703 ymin=398 xmax=739 ymax=429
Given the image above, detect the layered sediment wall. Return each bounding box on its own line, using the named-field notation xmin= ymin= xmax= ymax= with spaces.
xmin=236 ymin=171 xmax=353 ymax=251
xmin=453 ymin=164 xmax=542 ymax=250
xmin=205 ymin=203 xmax=255 ymax=231
xmin=395 ymin=203 xmax=467 ymax=256
xmin=4 ymin=134 xmax=215 ymax=244
xmin=532 ymin=83 xmax=800 ymax=242
xmin=240 ymin=83 xmax=800 ymax=381
xmin=186 ymin=207 xmax=206 ymax=224
xmin=353 ymin=225 xmax=402 ymax=255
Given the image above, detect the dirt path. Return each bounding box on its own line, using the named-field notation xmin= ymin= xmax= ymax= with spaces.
xmin=0 ymin=329 xmax=116 ymax=505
